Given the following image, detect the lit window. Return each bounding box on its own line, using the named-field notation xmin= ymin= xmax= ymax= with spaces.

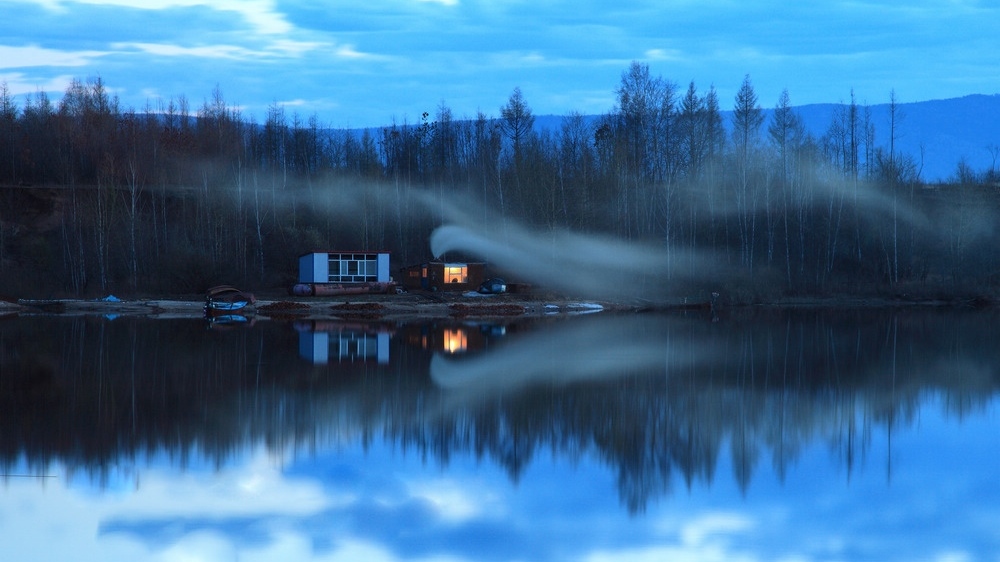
xmin=445 ymin=265 xmax=467 ymax=284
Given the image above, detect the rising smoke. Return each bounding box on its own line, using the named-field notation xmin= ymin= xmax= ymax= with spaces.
xmin=416 ymin=192 xmax=730 ymax=300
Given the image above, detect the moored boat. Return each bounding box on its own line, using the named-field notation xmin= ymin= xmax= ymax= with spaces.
xmin=205 ymin=285 xmax=257 ymax=316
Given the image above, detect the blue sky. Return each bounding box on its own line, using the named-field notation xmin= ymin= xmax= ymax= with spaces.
xmin=2 ymin=0 xmax=999 ymax=128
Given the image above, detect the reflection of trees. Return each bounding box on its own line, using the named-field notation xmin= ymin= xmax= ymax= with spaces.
xmin=1 ymin=310 xmax=998 ymax=512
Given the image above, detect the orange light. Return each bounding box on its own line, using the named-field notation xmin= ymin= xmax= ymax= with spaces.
xmin=443 ymin=328 xmax=467 ymax=354
xmin=445 ymin=265 xmax=467 ymax=284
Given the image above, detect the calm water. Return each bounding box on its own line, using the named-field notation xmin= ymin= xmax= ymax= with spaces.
xmin=1 ymin=307 xmax=999 ymax=561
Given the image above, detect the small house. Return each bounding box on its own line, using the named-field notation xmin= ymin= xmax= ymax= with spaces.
xmin=399 ymin=261 xmax=486 ymax=292
xmin=294 ymin=251 xmax=394 ymax=296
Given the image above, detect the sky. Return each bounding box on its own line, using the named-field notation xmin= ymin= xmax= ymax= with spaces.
xmin=1 ymin=0 xmax=999 ymax=129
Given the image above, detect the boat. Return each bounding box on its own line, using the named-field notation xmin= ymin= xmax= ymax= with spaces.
xmin=204 ymin=285 xmax=257 ymax=316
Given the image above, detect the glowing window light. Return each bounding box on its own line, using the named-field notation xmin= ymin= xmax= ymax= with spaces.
xmin=443 ymin=328 xmax=467 ymax=354
xmin=445 ymin=265 xmax=467 ymax=284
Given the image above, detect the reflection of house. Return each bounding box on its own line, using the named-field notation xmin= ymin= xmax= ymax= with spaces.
xmin=296 ymin=321 xmax=391 ymax=365
xmin=293 ymin=251 xmax=394 ymax=296
xmin=399 ymin=261 xmax=486 ymax=292
xmin=401 ymin=323 xmax=490 ymax=355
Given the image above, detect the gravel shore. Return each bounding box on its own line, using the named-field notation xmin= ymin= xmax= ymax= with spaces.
xmin=4 ymin=290 xmax=632 ymax=321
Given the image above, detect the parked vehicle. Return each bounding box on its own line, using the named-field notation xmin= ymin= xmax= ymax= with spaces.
xmin=478 ymin=278 xmax=507 ymax=294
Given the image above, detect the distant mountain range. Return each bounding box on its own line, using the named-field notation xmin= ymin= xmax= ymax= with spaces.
xmin=533 ymin=94 xmax=1000 ymax=183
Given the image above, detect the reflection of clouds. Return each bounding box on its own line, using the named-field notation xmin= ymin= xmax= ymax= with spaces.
xmin=105 ymin=447 xmax=332 ymax=520
xmin=5 ymin=417 xmax=1000 ymax=562
xmin=405 ymin=479 xmax=502 ymax=523
xmin=677 ymin=513 xmax=754 ymax=548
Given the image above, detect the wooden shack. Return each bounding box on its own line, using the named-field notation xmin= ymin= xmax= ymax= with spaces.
xmin=399 ymin=261 xmax=486 ymax=292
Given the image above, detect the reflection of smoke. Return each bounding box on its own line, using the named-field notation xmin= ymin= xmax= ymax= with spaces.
xmin=431 ymin=223 xmax=726 ymax=299
xmin=430 ymin=315 xmax=711 ymax=393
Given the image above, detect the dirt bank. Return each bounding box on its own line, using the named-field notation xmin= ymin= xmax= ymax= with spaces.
xmin=4 ymin=289 xmax=992 ymax=322
xmin=5 ymin=290 xmax=633 ymax=322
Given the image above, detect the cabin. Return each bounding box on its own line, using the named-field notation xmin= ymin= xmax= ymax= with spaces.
xmin=299 ymin=251 xmax=391 ymax=284
xmin=399 ymin=261 xmax=486 ymax=292
xmin=293 ymin=251 xmax=395 ymax=296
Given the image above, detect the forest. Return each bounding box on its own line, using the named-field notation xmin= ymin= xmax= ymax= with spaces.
xmin=0 ymin=62 xmax=998 ymax=299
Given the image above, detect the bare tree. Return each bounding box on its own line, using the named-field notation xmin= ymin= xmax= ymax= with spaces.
xmin=499 ymin=88 xmax=535 ymax=232
xmin=768 ymin=88 xmax=802 ymax=285
xmin=732 ymin=74 xmax=764 ymax=273
xmin=612 ymin=61 xmax=678 ymax=239
xmin=0 ymin=81 xmax=16 ymax=183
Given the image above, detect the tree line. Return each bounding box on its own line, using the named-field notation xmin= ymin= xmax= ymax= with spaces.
xmin=0 ymin=65 xmax=998 ymax=298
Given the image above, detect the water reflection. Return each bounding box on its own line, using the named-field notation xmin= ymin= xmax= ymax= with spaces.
xmin=1 ymin=309 xmax=999 ymax=560
xmin=295 ymin=320 xmax=393 ymax=364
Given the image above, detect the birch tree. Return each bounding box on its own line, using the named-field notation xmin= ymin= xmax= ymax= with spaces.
xmin=768 ymin=88 xmax=802 ymax=285
xmin=731 ymin=75 xmax=764 ymax=273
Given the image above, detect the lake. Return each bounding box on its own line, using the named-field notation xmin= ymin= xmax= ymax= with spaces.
xmin=1 ymin=307 xmax=998 ymax=561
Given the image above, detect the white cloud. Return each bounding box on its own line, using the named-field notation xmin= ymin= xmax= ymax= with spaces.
xmin=269 ymin=39 xmax=329 ymax=57
xmin=18 ymin=0 xmax=293 ymax=35
xmin=111 ymin=42 xmax=261 ymax=60
xmin=0 ymin=44 xmax=108 ymax=69
xmin=108 ymin=38 xmax=328 ymax=61
xmin=334 ymin=43 xmax=378 ymax=60
xmin=0 ymin=71 xmax=75 ymax=96
xmin=645 ymin=48 xmax=683 ymax=62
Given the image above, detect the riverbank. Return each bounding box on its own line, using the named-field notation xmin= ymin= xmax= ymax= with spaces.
xmin=2 ymin=290 xmax=633 ymax=321
xmin=3 ymin=288 xmax=995 ymax=323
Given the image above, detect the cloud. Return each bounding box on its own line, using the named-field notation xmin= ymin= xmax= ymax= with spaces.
xmin=110 ymin=42 xmax=263 ymax=61
xmin=27 ymin=0 xmax=294 ymax=35
xmin=645 ymin=48 xmax=684 ymax=62
xmin=0 ymin=44 xmax=108 ymax=69
xmin=0 ymin=71 xmax=75 ymax=96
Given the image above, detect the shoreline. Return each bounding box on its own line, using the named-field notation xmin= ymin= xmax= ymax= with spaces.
xmin=3 ymin=289 xmax=995 ymax=322
xmin=4 ymin=291 xmax=630 ymax=321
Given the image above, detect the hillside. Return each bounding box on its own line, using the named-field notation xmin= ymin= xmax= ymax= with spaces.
xmin=534 ymin=93 xmax=1000 ymax=183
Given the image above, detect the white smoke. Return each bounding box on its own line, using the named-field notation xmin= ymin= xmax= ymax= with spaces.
xmin=430 ymin=222 xmax=726 ymax=299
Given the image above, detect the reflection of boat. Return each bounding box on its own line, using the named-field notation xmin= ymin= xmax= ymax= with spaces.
xmin=204 ymin=285 xmax=257 ymax=316
xmin=206 ymin=313 xmax=256 ymax=329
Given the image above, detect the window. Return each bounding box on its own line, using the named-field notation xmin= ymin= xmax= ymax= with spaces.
xmin=329 ymin=253 xmax=379 ymax=283
xmin=444 ymin=264 xmax=467 ymax=284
